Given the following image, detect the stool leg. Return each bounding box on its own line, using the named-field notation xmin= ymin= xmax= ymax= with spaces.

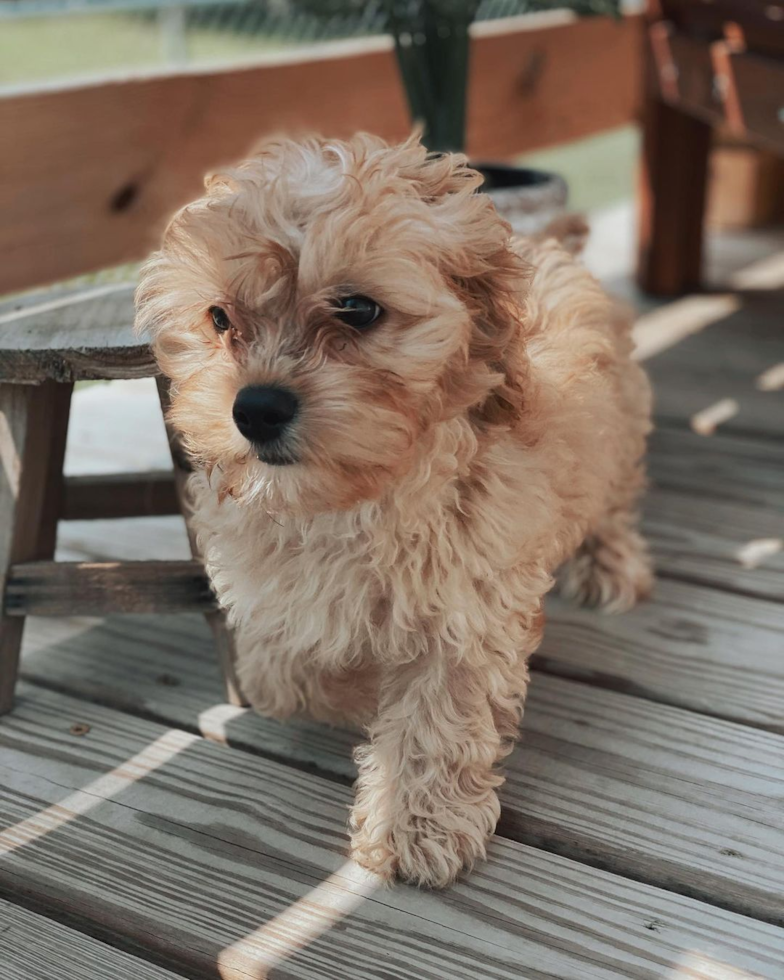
xmin=156 ymin=377 xmax=248 ymax=707
xmin=0 ymin=381 xmax=72 ymax=714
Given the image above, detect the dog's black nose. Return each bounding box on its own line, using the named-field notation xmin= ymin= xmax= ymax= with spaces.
xmin=233 ymin=385 xmax=299 ymax=445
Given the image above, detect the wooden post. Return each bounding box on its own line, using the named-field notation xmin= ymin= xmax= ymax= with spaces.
xmin=637 ymin=94 xmax=713 ymax=296
xmin=0 ymin=381 xmax=72 ymax=714
xmin=637 ymin=9 xmax=713 ymax=296
xmin=156 ymin=377 xmax=248 ymax=707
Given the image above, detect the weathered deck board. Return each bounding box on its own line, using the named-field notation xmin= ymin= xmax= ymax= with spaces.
xmin=645 ymin=426 xmax=784 ymax=602
xmin=21 ymin=613 xmax=359 ymax=775
xmin=21 ymin=612 xmax=358 ymax=775
xmin=18 ymin=619 xmax=784 ymax=923
xmin=539 ymin=578 xmax=784 ymax=731
xmin=506 ymin=675 xmax=784 ymax=924
xmin=2 ymin=684 xmax=784 ymax=980
xmin=0 ymin=898 xmax=183 ymax=980
xmin=644 ymin=486 xmax=784 ymax=600
xmin=648 ymin=426 xmax=783 ymax=511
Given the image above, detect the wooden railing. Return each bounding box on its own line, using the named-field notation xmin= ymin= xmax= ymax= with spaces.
xmin=0 ymin=11 xmax=641 ymax=295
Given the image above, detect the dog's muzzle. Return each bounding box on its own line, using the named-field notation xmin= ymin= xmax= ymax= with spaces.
xmin=233 ymin=384 xmax=299 ymax=465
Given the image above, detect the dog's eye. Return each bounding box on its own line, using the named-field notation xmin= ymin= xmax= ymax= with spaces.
xmin=209 ymin=306 xmax=231 ymax=333
xmin=334 ymin=295 xmax=383 ymax=330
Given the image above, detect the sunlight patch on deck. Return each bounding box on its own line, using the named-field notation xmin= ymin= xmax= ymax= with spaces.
xmin=198 ymin=703 xmax=250 ymax=744
xmin=632 ymin=295 xmax=740 ymax=362
xmin=729 ymin=250 xmax=784 ymax=290
xmin=736 ymin=539 xmax=783 ymax=570
xmin=218 ymin=859 xmax=382 ymax=979
xmin=755 ymin=363 xmax=784 ymax=392
xmin=691 ymin=399 xmax=739 ymax=436
xmin=667 ymin=950 xmax=765 ymax=978
xmin=0 ymin=729 xmax=195 ymax=855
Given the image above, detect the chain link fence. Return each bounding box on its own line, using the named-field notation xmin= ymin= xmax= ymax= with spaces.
xmin=0 ymin=0 xmax=622 ymax=88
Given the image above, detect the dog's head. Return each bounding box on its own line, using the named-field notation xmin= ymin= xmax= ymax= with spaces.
xmin=136 ymin=134 xmax=528 ymax=514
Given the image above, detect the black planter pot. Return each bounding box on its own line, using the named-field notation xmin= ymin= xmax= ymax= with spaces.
xmin=474 ymin=163 xmax=568 ymax=235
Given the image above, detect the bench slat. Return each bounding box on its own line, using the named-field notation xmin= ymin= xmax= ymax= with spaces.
xmin=5 ymin=560 xmax=215 ymax=615
xmin=62 ymin=471 xmax=181 ymax=521
xmin=0 ymin=285 xmax=152 ymax=383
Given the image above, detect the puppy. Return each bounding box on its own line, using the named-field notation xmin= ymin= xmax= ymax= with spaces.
xmin=136 ymin=134 xmax=652 ymax=888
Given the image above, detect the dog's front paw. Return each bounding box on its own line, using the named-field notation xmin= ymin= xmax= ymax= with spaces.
xmin=349 ymin=791 xmax=500 ymax=888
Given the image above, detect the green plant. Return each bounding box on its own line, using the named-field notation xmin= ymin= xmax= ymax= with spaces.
xmin=386 ymin=0 xmax=479 ymax=153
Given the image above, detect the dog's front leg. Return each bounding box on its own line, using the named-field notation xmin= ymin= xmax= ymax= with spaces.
xmin=349 ymin=648 xmax=527 ymax=888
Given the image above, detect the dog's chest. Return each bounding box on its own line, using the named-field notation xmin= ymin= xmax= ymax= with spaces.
xmin=196 ymin=466 xmax=550 ymax=669
xmin=205 ymin=504 xmax=384 ymax=662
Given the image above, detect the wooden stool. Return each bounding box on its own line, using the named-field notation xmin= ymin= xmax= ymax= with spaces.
xmin=638 ymin=0 xmax=784 ymax=295
xmin=0 ymin=282 xmax=245 ymax=714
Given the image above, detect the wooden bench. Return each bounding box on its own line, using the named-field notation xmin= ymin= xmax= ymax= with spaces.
xmin=0 ymin=283 xmax=242 ymax=714
xmin=638 ymin=0 xmax=784 ymax=294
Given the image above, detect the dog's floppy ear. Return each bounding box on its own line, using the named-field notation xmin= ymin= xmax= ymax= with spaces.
xmin=404 ymin=146 xmax=530 ymax=429
xmin=450 ymin=245 xmax=529 ymax=430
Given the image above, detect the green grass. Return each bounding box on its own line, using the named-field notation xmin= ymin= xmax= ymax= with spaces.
xmin=0 ymin=14 xmax=288 ymax=87
xmin=516 ymin=125 xmax=639 ymax=212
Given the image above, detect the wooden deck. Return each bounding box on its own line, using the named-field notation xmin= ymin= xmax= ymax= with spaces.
xmin=2 ymin=221 xmax=784 ymax=979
